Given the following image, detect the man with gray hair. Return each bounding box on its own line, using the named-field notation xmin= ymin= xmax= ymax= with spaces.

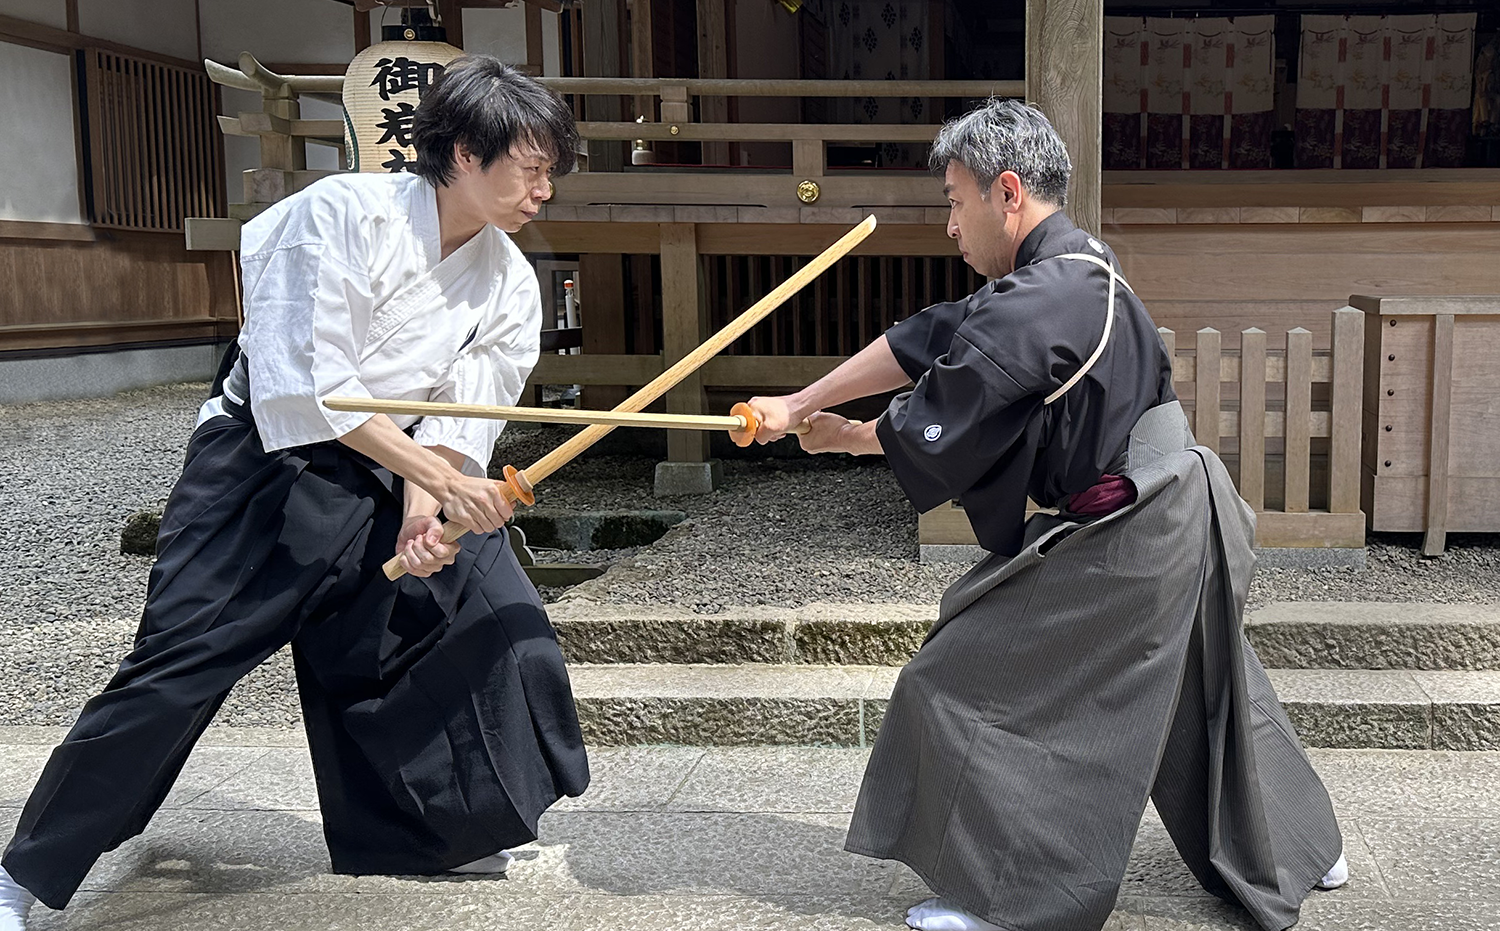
xmin=742 ymin=99 xmax=1345 ymax=931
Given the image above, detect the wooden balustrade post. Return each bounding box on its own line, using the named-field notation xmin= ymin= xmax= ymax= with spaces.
xmin=1239 ymin=327 xmax=1266 ymax=511
xmin=1157 ymin=326 xmax=1177 ymax=380
xmin=1284 ymin=326 xmax=1313 ymax=513
xmin=239 ymin=84 xmax=305 ymax=207
xmin=659 ymin=82 xmax=691 ymax=124
xmin=256 ymin=88 xmax=303 ymax=173
xmin=1330 ymin=306 xmax=1365 ymax=518
xmin=1195 ymin=327 xmax=1221 ymax=455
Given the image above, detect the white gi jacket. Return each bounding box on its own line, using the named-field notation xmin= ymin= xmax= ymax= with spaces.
xmin=201 ymin=172 xmax=541 ymax=477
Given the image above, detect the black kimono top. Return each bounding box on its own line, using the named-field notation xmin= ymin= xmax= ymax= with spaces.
xmin=876 ymin=211 xmax=1176 ymax=557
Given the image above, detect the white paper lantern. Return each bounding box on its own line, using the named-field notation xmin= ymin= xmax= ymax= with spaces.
xmin=343 ymin=18 xmax=463 ymax=172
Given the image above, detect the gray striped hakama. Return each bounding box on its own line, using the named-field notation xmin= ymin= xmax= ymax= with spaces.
xmin=846 ymin=401 xmax=1342 ymax=931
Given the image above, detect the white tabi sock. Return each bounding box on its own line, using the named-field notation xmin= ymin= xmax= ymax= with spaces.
xmin=905 ymin=897 xmax=1003 ymax=931
xmin=1316 ymin=853 xmax=1349 ymax=890
xmin=448 ymin=850 xmax=514 ymax=874
xmin=0 ymin=866 xmax=36 ymax=931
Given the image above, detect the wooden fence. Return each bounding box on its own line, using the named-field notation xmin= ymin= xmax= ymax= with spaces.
xmin=85 ymin=49 xmax=224 ymax=232
xmin=920 ymin=306 xmax=1367 ymax=550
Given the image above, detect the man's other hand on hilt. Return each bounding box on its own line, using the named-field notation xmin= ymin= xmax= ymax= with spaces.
xmin=799 ymin=411 xmax=855 ymax=454
xmin=396 ymin=515 xmax=460 ymax=577
xmin=799 ymin=412 xmax=883 ymax=456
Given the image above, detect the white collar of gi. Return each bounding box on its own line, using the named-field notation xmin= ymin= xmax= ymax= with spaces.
xmin=412 ymin=176 xmax=503 ymax=276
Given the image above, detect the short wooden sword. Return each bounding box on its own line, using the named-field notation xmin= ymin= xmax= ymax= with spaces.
xmin=359 ymin=214 xmax=877 ymax=580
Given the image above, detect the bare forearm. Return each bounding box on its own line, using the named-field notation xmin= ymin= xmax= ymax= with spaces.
xmin=337 ymin=415 xmax=459 ymax=511
xmin=401 ymin=447 xmax=469 ymax=520
xmin=838 ymin=420 xmax=885 ymax=456
xmin=785 ymin=335 xmax=909 ymax=423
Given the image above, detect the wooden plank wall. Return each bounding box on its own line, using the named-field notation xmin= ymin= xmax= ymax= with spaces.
xmin=1106 ymin=222 xmax=1500 ymax=352
xmin=0 ymin=233 xmax=238 ymax=352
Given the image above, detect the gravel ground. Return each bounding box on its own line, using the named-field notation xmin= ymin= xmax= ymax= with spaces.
xmin=2 ymin=383 xmax=1498 ymax=726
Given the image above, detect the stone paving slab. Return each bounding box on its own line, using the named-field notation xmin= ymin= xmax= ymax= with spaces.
xmin=548 ymin=601 xmax=1500 ymax=670
xmin=4 ymin=737 xmax=1497 ymax=930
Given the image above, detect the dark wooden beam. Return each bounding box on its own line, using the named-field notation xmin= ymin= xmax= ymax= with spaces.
xmin=525 ymin=1 xmax=544 ymax=73
xmin=0 ymin=14 xmax=202 ymax=69
xmin=354 ymin=7 xmax=371 ymax=54
xmin=629 ymin=0 xmax=653 ymax=119
xmin=581 ymin=0 xmax=626 ymax=171
xmin=437 ymin=0 xmax=464 ymax=47
xmin=696 ymin=0 xmax=729 ymax=165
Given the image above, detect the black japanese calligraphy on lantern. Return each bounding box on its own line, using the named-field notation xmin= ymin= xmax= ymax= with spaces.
xmin=371 ymin=57 xmax=444 ymax=101
xmin=382 ymin=148 xmax=416 ymax=173
xmin=375 ymin=102 xmax=417 ymax=148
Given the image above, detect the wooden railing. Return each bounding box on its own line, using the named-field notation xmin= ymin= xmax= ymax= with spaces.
xmin=919 ymin=307 xmax=1367 ymax=550
xmin=188 ymin=56 xmax=1022 ymax=243
xmin=85 ymin=49 xmax=224 ymax=231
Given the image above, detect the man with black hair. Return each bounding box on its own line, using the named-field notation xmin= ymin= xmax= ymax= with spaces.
xmin=745 ymin=99 xmax=1344 ymax=931
xmin=0 ymin=56 xmax=588 ymax=929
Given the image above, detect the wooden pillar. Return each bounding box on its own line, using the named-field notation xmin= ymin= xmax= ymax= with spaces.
xmin=696 ymin=0 xmax=730 ymax=166
xmin=578 ymin=254 xmax=630 ymax=410
xmin=525 ymin=3 xmax=544 ymax=74
xmin=582 ymin=0 xmax=626 ymax=171
xmin=630 ymin=0 xmax=655 ymax=120
xmin=1026 ymin=0 xmax=1102 ymax=236
xmin=660 ymin=223 xmax=708 ymax=463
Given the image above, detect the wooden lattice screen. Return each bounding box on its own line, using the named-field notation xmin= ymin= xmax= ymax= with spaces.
xmin=84 ymin=49 xmax=224 ymax=232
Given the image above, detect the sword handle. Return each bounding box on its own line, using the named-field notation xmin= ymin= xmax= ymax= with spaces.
xmin=382 ymin=465 xmax=535 ymax=581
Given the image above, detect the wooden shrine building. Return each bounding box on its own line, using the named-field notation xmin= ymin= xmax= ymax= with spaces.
xmin=3 ymin=0 xmax=1499 ymax=555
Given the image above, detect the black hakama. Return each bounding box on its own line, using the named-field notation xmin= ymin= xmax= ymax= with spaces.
xmin=3 ymin=399 xmax=589 ymax=909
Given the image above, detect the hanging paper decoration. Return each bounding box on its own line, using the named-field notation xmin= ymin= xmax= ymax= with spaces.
xmin=1295 ymin=14 xmax=1476 ymax=169
xmin=343 ymin=13 xmax=463 ymax=172
xmin=1104 ymin=16 xmax=1277 ymax=170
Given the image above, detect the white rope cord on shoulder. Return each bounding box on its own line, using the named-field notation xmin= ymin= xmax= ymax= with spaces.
xmin=1042 ymin=252 xmax=1135 ymax=406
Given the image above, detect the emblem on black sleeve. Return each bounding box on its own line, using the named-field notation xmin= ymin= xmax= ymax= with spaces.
xmin=924 ymin=424 xmax=943 ymax=442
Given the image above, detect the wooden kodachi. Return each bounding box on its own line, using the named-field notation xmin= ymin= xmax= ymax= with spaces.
xmin=382 ymin=214 xmax=878 ymax=580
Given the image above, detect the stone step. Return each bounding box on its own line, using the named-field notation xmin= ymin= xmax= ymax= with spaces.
xmin=1244 ymin=602 xmax=1500 ymax=671
xmin=568 ymin=663 xmax=1500 ymax=750
xmin=550 ymin=602 xmax=1500 ymax=670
